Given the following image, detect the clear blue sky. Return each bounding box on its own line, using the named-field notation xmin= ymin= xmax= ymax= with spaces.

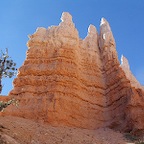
xmin=0 ymin=0 xmax=144 ymax=95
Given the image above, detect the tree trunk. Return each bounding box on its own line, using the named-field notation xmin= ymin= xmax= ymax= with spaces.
xmin=0 ymin=77 xmax=2 ymax=94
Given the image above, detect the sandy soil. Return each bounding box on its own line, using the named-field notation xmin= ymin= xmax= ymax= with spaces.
xmin=0 ymin=116 xmax=133 ymax=144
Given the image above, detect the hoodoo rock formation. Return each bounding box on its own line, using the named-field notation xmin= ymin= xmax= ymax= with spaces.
xmin=2 ymin=12 xmax=144 ymax=132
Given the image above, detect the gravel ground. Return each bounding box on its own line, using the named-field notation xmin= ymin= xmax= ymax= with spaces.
xmin=0 ymin=116 xmax=131 ymax=144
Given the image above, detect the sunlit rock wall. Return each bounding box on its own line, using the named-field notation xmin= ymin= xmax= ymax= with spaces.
xmin=2 ymin=12 xmax=144 ymax=131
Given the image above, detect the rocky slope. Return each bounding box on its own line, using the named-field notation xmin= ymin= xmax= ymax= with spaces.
xmin=1 ymin=12 xmax=144 ymax=132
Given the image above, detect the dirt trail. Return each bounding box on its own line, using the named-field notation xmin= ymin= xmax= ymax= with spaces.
xmin=0 ymin=116 xmax=130 ymax=144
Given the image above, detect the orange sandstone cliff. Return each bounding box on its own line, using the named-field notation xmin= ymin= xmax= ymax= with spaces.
xmin=2 ymin=12 xmax=144 ymax=132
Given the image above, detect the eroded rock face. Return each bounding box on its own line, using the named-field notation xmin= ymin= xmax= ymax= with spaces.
xmin=3 ymin=12 xmax=144 ymax=131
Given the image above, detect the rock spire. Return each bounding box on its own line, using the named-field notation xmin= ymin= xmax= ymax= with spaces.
xmin=2 ymin=12 xmax=144 ymax=132
xmin=99 ymin=17 xmax=115 ymax=49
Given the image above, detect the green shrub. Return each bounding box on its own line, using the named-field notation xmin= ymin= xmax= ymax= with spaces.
xmin=0 ymin=99 xmax=18 ymax=112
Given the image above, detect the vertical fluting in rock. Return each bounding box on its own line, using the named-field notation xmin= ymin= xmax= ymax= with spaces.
xmin=98 ymin=18 xmax=129 ymax=130
xmin=2 ymin=12 xmax=144 ymax=131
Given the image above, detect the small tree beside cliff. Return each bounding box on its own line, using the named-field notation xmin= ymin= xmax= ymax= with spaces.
xmin=0 ymin=48 xmax=18 ymax=112
xmin=0 ymin=48 xmax=17 ymax=94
